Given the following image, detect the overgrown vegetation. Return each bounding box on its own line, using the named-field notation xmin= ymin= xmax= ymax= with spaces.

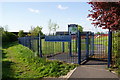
xmin=2 ymin=31 xmax=17 ymax=44
xmin=1 ymin=27 xmax=17 ymax=45
xmin=112 ymin=31 xmax=120 ymax=74
xmin=2 ymin=42 xmax=77 ymax=79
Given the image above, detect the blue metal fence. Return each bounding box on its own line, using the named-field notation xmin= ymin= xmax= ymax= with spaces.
xmin=18 ymin=31 xmax=111 ymax=66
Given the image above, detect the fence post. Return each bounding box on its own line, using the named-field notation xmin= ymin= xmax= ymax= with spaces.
xmin=86 ymin=32 xmax=89 ymax=59
xmin=39 ymin=34 xmax=42 ymax=57
xmin=108 ymin=30 xmax=112 ymax=68
xmin=92 ymin=32 xmax=94 ymax=56
xmin=62 ymin=42 xmax=64 ymax=53
xmin=69 ymin=41 xmax=72 ymax=57
xmin=78 ymin=31 xmax=81 ymax=65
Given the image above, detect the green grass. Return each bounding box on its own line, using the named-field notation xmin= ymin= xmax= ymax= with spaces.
xmin=41 ymin=39 xmax=87 ymax=55
xmin=0 ymin=47 xmax=2 ymax=50
xmin=2 ymin=42 xmax=77 ymax=79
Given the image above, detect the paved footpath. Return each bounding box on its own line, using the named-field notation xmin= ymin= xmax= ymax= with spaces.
xmin=69 ymin=60 xmax=119 ymax=80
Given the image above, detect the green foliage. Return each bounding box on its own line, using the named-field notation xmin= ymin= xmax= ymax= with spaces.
xmin=2 ymin=42 xmax=77 ymax=78
xmin=0 ymin=27 xmax=4 ymax=38
xmin=2 ymin=31 xmax=17 ymax=44
xmin=1 ymin=27 xmax=17 ymax=44
xmin=30 ymin=26 xmax=44 ymax=36
xmin=112 ymin=31 xmax=120 ymax=72
xmin=96 ymin=32 xmax=101 ymax=35
xmin=95 ymin=32 xmax=105 ymax=34
xmin=18 ymin=30 xmax=25 ymax=37
xmin=0 ymin=27 xmax=4 ymax=33
xmin=78 ymin=25 xmax=83 ymax=32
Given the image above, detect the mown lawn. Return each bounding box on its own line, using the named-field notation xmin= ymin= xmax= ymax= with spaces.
xmin=2 ymin=42 xmax=77 ymax=79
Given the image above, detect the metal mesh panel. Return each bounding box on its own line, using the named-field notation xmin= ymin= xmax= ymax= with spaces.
xmin=92 ymin=32 xmax=108 ymax=60
xmin=44 ymin=35 xmax=78 ymax=64
xmin=81 ymin=34 xmax=87 ymax=62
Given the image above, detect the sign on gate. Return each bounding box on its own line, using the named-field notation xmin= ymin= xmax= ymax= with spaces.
xmin=68 ymin=24 xmax=78 ymax=35
xmin=45 ymin=35 xmax=71 ymax=42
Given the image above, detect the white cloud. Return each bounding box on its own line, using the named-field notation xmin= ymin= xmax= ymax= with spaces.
xmin=57 ymin=5 xmax=68 ymax=10
xmin=28 ymin=8 xmax=40 ymax=13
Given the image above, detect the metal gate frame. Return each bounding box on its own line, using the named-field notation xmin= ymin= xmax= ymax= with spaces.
xmin=77 ymin=31 xmax=112 ymax=68
xmin=77 ymin=31 xmax=94 ymax=64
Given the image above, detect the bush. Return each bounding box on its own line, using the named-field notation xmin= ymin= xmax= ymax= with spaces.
xmin=2 ymin=31 xmax=17 ymax=43
xmin=112 ymin=31 xmax=120 ymax=73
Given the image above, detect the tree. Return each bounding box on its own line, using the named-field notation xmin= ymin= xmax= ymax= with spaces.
xmin=48 ymin=19 xmax=59 ymax=34
xmin=48 ymin=19 xmax=53 ymax=34
xmin=0 ymin=26 xmax=4 ymax=33
xmin=52 ymin=23 xmax=59 ymax=34
xmin=96 ymin=32 xmax=101 ymax=35
xmin=88 ymin=2 xmax=120 ymax=31
xmin=30 ymin=26 xmax=43 ymax=36
xmin=78 ymin=25 xmax=83 ymax=32
xmin=0 ymin=26 xmax=4 ymax=39
xmin=95 ymin=32 xmax=104 ymax=34
xmin=18 ymin=30 xmax=25 ymax=37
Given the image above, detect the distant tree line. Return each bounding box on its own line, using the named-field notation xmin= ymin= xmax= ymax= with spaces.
xmin=18 ymin=26 xmax=44 ymax=37
xmin=1 ymin=25 xmax=44 ymax=45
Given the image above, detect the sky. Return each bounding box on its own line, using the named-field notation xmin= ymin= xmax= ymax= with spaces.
xmin=0 ymin=2 xmax=108 ymax=34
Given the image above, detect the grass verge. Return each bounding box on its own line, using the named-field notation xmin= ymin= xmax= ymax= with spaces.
xmin=2 ymin=42 xmax=77 ymax=79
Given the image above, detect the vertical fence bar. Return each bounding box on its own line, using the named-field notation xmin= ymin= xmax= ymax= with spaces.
xmin=39 ymin=34 xmax=42 ymax=57
xmin=86 ymin=32 xmax=89 ymax=59
xmin=62 ymin=42 xmax=64 ymax=53
xmin=108 ymin=30 xmax=112 ymax=68
xmin=69 ymin=41 xmax=72 ymax=57
xmin=78 ymin=31 xmax=81 ymax=65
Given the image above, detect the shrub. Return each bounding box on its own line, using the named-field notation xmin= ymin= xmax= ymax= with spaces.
xmin=112 ymin=31 xmax=120 ymax=73
xmin=2 ymin=31 xmax=17 ymax=43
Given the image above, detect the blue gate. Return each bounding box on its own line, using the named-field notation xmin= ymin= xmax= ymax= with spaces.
xmin=77 ymin=31 xmax=94 ymax=64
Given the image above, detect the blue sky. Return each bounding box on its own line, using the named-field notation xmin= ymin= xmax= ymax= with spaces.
xmin=0 ymin=2 xmax=108 ymax=34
